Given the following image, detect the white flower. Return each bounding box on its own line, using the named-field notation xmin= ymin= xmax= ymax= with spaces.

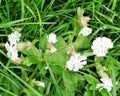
xmin=36 ymin=81 xmax=45 ymax=88
xmin=8 ymin=31 xmax=21 ymax=45
xmin=5 ymin=31 xmax=21 ymax=63
xmin=79 ymin=27 xmax=92 ymax=36
xmin=66 ymin=53 xmax=87 ymax=72
xmin=5 ymin=42 xmax=18 ymax=60
xmin=47 ymin=33 xmax=57 ymax=43
xmin=96 ymin=77 xmax=113 ymax=92
xmin=47 ymin=33 xmax=57 ymax=53
xmin=91 ymin=37 xmax=113 ymax=57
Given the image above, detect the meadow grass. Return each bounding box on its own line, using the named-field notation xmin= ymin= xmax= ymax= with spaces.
xmin=0 ymin=0 xmax=120 ymax=96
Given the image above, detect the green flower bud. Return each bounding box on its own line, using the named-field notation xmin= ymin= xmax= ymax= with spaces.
xmin=16 ymin=41 xmax=32 ymax=51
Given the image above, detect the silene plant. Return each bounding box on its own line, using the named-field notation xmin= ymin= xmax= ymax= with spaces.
xmin=3 ymin=7 xmax=117 ymax=96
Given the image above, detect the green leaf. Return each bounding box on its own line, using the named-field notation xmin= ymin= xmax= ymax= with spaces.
xmin=77 ymin=7 xmax=84 ymax=17
xmin=44 ymin=36 xmax=67 ymax=66
xmin=45 ymin=52 xmax=67 ymax=66
xmin=40 ymin=35 xmax=47 ymax=51
xmin=50 ymin=65 xmax=63 ymax=75
xmin=21 ymin=46 xmax=42 ymax=65
xmin=84 ymin=74 xmax=99 ymax=90
xmin=55 ymin=37 xmax=67 ymax=54
xmin=73 ymin=35 xmax=90 ymax=51
xmin=63 ymin=71 xmax=78 ymax=96
xmin=22 ymin=56 xmax=36 ymax=66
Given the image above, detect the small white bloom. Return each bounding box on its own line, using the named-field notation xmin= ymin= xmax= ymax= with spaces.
xmin=47 ymin=33 xmax=57 ymax=43
xmin=36 ymin=81 xmax=45 ymax=88
xmin=5 ymin=31 xmax=21 ymax=63
xmin=8 ymin=31 xmax=21 ymax=45
xmin=96 ymin=77 xmax=113 ymax=92
xmin=5 ymin=42 xmax=19 ymax=61
xmin=66 ymin=53 xmax=87 ymax=72
xmin=91 ymin=37 xmax=113 ymax=57
xmin=79 ymin=27 xmax=92 ymax=36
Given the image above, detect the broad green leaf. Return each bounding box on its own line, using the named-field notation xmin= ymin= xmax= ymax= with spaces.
xmin=45 ymin=36 xmax=67 ymax=66
xmin=45 ymin=52 xmax=67 ymax=66
xmin=21 ymin=46 xmax=42 ymax=65
xmin=73 ymin=35 xmax=90 ymax=51
xmin=63 ymin=71 xmax=78 ymax=96
xmin=50 ymin=65 xmax=63 ymax=75
xmin=22 ymin=56 xmax=36 ymax=66
xmin=55 ymin=37 xmax=67 ymax=54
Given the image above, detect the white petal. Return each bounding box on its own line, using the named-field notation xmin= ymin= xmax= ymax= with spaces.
xmin=98 ymin=77 xmax=113 ymax=92
xmin=8 ymin=31 xmax=21 ymax=45
xmin=79 ymin=27 xmax=92 ymax=36
xmin=36 ymin=81 xmax=45 ymax=88
xmin=66 ymin=61 xmax=74 ymax=71
xmin=50 ymin=45 xmax=57 ymax=53
xmin=79 ymin=55 xmax=87 ymax=61
xmin=96 ymin=83 xmax=104 ymax=88
xmin=66 ymin=53 xmax=87 ymax=71
xmin=47 ymin=33 xmax=57 ymax=43
xmin=91 ymin=37 xmax=113 ymax=57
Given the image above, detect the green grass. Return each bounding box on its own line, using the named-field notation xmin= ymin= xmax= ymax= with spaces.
xmin=0 ymin=0 xmax=120 ymax=96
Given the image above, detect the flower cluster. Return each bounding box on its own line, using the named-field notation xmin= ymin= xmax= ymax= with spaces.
xmin=76 ymin=9 xmax=114 ymax=92
xmin=4 ymin=7 xmax=115 ymax=94
xmin=5 ymin=31 xmax=21 ymax=63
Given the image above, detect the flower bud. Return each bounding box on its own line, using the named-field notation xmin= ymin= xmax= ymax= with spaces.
xmin=16 ymin=41 xmax=32 ymax=51
xmin=0 ymin=43 xmax=5 ymax=48
xmin=35 ymin=81 xmax=45 ymax=87
xmin=47 ymin=42 xmax=52 ymax=49
xmin=32 ymin=79 xmax=45 ymax=88
xmin=79 ymin=16 xmax=90 ymax=27
xmin=66 ymin=45 xmax=76 ymax=55
xmin=16 ymin=42 xmax=26 ymax=51
xmin=13 ymin=57 xmax=21 ymax=64
xmin=25 ymin=41 xmax=32 ymax=49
